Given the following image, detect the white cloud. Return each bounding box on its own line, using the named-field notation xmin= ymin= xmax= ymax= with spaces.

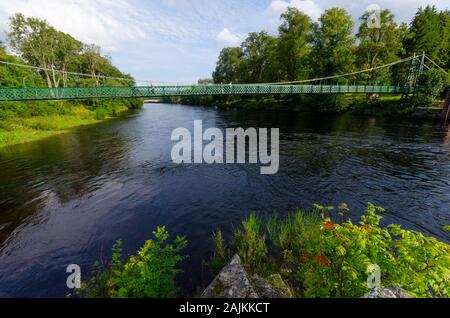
xmin=0 ymin=0 xmax=149 ymax=52
xmin=267 ymin=0 xmax=323 ymax=22
xmin=216 ymin=28 xmax=241 ymax=48
xmin=0 ymin=0 xmax=447 ymax=82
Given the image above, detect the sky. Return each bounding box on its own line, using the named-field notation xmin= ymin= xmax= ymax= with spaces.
xmin=0 ymin=0 xmax=448 ymax=83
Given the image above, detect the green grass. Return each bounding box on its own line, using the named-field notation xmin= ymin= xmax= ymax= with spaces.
xmin=0 ymin=104 xmax=130 ymax=148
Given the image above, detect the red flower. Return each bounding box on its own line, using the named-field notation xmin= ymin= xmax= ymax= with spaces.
xmin=336 ymin=233 xmax=344 ymax=239
xmin=323 ymin=221 xmax=335 ymax=230
xmin=315 ymin=254 xmax=331 ymax=267
xmin=300 ymin=254 xmax=309 ymax=263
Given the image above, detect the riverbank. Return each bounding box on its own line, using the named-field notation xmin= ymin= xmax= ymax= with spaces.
xmin=165 ymin=94 xmax=448 ymax=119
xmin=0 ymin=101 xmax=140 ymax=148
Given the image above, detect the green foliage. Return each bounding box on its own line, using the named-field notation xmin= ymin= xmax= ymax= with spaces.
xmin=0 ymin=15 xmax=143 ymax=147
xmin=8 ymin=13 xmax=82 ymax=88
xmin=207 ymin=5 xmax=449 ymax=111
xmin=81 ymin=227 xmax=188 ymax=298
xmin=240 ymin=32 xmax=278 ymax=83
xmin=356 ymin=9 xmax=405 ymax=85
xmin=204 ymin=230 xmax=231 ymax=274
xmin=231 ymin=212 xmax=268 ymax=275
xmin=312 ymin=8 xmax=356 ymax=77
xmin=212 ymin=204 xmax=450 ymax=298
xmin=0 ymin=46 xmax=46 ymax=88
xmin=213 ymin=47 xmax=244 ymax=84
xmin=277 ymin=8 xmax=312 ymax=81
xmin=94 ymin=107 xmax=108 ymax=120
xmin=405 ymin=6 xmax=449 ymax=68
xmin=419 ymin=68 xmax=449 ymax=101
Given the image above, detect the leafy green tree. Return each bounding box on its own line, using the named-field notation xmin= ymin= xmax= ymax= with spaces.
xmin=0 ymin=46 xmax=45 ymax=88
xmin=438 ymin=10 xmax=450 ymax=70
xmin=416 ymin=68 xmax=450 ymax=105
xmin=79 ymin=44 xmax=108 ymax=86
xmin=405 ymin=6 xmax=449 ymax=68
xmin=312 ymin=8 xmax=356 ymax=77
xmin=212 ymin=47 xmax=243 ymax=84
xmin=8 ymin=13 xmax=81 ymax=88
xmin=240 ymin=32 xmax=277 ymax=83
xmin=277 ymin=7 xmax=313 ymax=81
xmin=357 ymin=9 xmax=405 ymax=84
xmin=197 ymin=78 xmax=214 ymax=84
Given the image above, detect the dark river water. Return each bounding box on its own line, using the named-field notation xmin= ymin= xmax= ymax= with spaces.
xmin=0 ymin=103 xmax=449 ymax=297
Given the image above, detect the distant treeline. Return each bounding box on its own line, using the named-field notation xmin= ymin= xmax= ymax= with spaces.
xmin=174 ymin=5 xmax=449 ymax=112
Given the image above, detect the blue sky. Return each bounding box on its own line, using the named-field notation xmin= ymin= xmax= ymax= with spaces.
xmin=0 ymin=0 xmax=448 ymax=83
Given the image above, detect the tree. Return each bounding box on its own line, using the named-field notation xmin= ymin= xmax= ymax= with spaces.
xmin=277 ymin=7 xmax=313 ymax=81
xmin=56 ymin=32 xmax=82 ymax=87
xmin=405 ymin=6 xmax=449 ymax=67
xmin=438 ymin=10 xmax=450 ymax=70
xmin=80 ymin=44 xmax=107 ymax=86
xmin=198 ymin=78 xmax=213 ymax=84
xmin=312 ymin=8 xmax=356 ymax=78
xmin=240 ymin=32 xmax=277 ymax=83
xmin=212 ymin=47 xmax=243 ymax=84
xmin=0 ymin=45 xmax=45 ymax=88
xmin=8 ymin=13 xmax=81 ymax=88
xmin=356 ymin=9 xmax=405 ymax=84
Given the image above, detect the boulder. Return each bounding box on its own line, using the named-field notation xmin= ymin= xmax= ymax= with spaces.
xmin=252 ymin=274 xmax=293 ymax=298
xmin=201 ymin=254 xmax=259 ymax=298
xmin=362 ymin=286 xmax=412 ymax=298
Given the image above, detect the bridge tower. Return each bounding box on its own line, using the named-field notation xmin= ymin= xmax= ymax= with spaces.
xmin=402 ymin=52 xmax=425 ymax=100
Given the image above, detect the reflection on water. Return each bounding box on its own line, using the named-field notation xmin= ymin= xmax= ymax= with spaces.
xmin=0 ymin=104 xmax=449 ymax=297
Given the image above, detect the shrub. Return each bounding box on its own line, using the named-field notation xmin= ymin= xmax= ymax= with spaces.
xmin=94 ymin=107 xmax=108 ymax=120
xmin=81 ymin=226 xmax=188 ymax=298
xmin=211 ymin=204 xmax=450 ymax=298
xmin=231 ymin=212 xmax=268 ymax=275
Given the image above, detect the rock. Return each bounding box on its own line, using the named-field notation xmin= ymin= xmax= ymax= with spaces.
xmin=362 ymin=286 xmax=412 ymax=298
xmin=201 ymin=254 xmax=259 ymax=298
xmin=252 ymin=274 xmax=293 ymax=298
xmin=267 ymin=274 xmax=294 ymax=298
xmin=252 ymin=275 xmax=283 ymax=298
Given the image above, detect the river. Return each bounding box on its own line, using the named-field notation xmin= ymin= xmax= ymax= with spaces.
xmin=0 ymin=103 xmax=449 ymax=297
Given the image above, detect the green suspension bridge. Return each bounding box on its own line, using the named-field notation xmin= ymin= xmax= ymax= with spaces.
xmin=0 ymin=53 xmax=438 ymax=102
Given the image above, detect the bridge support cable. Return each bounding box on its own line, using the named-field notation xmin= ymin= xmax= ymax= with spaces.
xmin=260 ymin=55 xmax=421 ymax=86
xmin=0 ymin=60 xmax=194 ymax=87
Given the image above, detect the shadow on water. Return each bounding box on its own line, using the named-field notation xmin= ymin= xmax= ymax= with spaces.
xmin=0 ymin=104 xmax=449 ymax=297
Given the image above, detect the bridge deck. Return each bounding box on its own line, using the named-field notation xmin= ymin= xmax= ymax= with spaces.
xmin=0 ymin=84 xmax=411 ymax=101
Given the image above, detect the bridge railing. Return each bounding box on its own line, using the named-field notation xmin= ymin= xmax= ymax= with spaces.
xmin=0 ymin=84 xmax=412 ymax=101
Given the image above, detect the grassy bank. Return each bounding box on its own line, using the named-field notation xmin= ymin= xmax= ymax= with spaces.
xmin=0 ymin=99 xmax=142 ymax=148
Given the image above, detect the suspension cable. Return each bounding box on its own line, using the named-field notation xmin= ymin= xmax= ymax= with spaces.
xmin=261 ymin=55 xmax=421 ymax=85
xmin=424 ymin=56 xmax=448 ymax=75
xmin=0 ymin=60 xmax=192 ymax=85
xmin=0 ymin=54 xmax=445 ymax=87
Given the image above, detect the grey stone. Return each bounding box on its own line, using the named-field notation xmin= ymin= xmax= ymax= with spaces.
xmin=201 ymin=254 xmax=259 ymax=298
xmin=252 ymin=274 xmax=294 ymax=298
xmin=363 ymin=286 xmax=412 ymax=298
xmin=252 ymin=274 xmax=284 ymax=298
